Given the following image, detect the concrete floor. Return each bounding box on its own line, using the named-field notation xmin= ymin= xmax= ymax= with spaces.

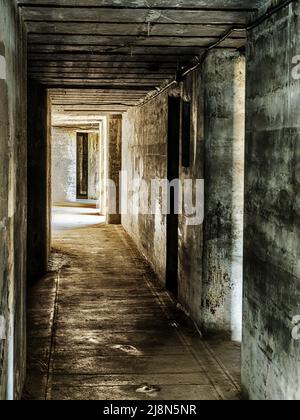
xmin=23 ymin=206 xmax=241 ymax=400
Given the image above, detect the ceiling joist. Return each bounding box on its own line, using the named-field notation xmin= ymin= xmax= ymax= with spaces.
xmin=18 ymin=0 xmax=260 ymax=112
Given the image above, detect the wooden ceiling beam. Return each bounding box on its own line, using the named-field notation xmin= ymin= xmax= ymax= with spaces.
xmin=20 ymin=7 xmax=252 ymax=25
xmin=21 ymin=0 xmax=254 ymax=102
xmin=17 ymin=0 xmax=258 ymax=11
xmin=26 ymin=22 xmax=246 ymax=37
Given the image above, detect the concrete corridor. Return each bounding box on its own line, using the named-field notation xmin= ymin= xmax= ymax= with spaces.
xmin=2 ymin=0 xmax=300 ymax=401
xmin=24 ymin=206 xmax=240 ymax=401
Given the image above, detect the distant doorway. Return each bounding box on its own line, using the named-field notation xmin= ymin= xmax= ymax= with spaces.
xmin=76 ymin=132 xmax=89 ymax=199
xmin=166 ymin=97 xmax=181 ymax=297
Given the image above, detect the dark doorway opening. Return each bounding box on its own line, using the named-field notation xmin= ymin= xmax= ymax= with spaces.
xmin=182 ymin=101 xmax=191 ymax=168
xmin=76 ymin=132 xmax=89 ymax=199
xmin=166 ymin=96 xmax=180 ymax=297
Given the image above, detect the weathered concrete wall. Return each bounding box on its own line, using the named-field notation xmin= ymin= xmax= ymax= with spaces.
xmin=122 ymin=93 xmax=169 ymax=281
xmin=122 ymin=73 xmax=205 ymax=324
xmin=178 ymin=73 xmax=205 ymax=327
xmin=52 ymin=128 xmax=99 ymax=203
xmin=202 ymin=51 xmax=245 ymax=341
xmin=27 ymin=80 xmax=51 ymax=283
xmin=257 ymin=0 xmax=283 ymax=14
xmin=107 ymin=115 xmax=122 ymax=224
xmin=99 ymin=120 xmax=107 ymax=215
xmin=52 ymin=127 xmax=77 ymax=203
xmin=243 ymin=2 xmax=300 ymax=400
xmin=122 ymin=52 xmax=245 ymax=336
xmin=0 ymin=0 xmax=27 ymax=400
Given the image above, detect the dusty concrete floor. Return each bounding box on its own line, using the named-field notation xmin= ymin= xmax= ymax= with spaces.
xmin=23 ymin=206 xmax=241 ymax=400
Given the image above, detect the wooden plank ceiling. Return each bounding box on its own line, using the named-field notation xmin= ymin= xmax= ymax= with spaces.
xmin=18 ymin=0 xmax=259 ymax=114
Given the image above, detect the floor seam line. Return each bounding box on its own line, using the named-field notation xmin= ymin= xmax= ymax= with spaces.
xmin=117 ymin=227 xmax=226 ymax=401
xmin=201 ymin=341 xmax=241 ymax=392
xmin=142 ymin=272 xmax=226 ymax=401
xmin=45 ymin=268 xmax=61 ymax=401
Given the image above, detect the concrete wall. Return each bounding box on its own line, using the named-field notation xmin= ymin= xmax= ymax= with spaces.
xmin=202 ymin=51 xmax=245 ymax=341
xmin=243 ymin=1 xmax=300 ymax=400
xmin=178 ymin=73 xmax=205 ymax=326
xmin=52 ymin=128 xmax=99 ymax=203
xmin=122 ymin=51 xmax=245 ymax=335
xmin=52 ymin=127 xmax=77 ymax=203
xmin=257 ymin=0 xmax=283 ymax=14
xmin=99 ymin=120 xmax=107 ymax=215
xmin=122 ymin=72 xmax=205 ymax=324
xmin=0 ymin=0 xmax=27 ymax=400
xmin=122 ymin=92 xmax=169 ymax=281
xmin=107 ymin=115 xmax=122 ymax=224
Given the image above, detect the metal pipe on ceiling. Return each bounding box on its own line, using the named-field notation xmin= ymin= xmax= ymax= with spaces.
xmin=138 ymin=0 xmax=295 ymax=108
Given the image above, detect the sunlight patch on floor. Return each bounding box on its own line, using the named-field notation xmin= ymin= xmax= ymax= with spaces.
xmin=52 ymin=205 xmax=105 ymax=231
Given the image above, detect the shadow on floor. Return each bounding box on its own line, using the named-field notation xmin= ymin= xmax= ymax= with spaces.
xmin=23 ymin=207 xmax=241 ymax=401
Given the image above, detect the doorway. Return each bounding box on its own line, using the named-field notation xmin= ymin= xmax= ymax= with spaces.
xmin=166 ymin=96 xmax=181 ymax=297
xmin=51 ymin=126 xmax=103 ymax=234
xmin=76 ymin=132 xmax=89 ymax=200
